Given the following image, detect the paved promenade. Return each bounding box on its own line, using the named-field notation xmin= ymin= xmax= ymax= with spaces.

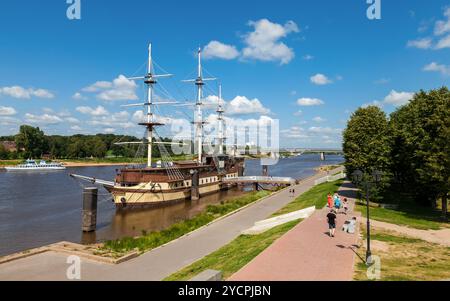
xmin=0 ymin=168 xmax=343 ymax=281
xmin=230 ymin=182 xmax=360 ymax=281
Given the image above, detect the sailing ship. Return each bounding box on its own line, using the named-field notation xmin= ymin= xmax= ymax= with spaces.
xmin=72 ymin=44 xmax=245 ymax=208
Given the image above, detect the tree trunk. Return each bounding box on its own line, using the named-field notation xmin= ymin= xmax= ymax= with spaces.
xmin=442 ymin=194 xmax=448 ymax=221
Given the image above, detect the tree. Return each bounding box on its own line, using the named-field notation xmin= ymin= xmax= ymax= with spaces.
xmin=389 ymin=87 xmax=450 ymax=218
xmin=0 ymin=144 xmax=9 ymax=160
xmin=343 ymin=106 xmax=391 ymax=175
xmin=15 ymin=125 xmax=48 ymax=158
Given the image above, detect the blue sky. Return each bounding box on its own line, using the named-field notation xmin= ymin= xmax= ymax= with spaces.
xmin=0 ymin=0 xmax=449 ymax=148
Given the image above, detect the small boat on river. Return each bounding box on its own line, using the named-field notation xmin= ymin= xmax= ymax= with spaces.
xmin=5 ymin=160 xmax=66 ymax=171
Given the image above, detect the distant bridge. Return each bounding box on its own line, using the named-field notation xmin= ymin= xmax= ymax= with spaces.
xmin=282 ymin=148 xmax=344 ymax=155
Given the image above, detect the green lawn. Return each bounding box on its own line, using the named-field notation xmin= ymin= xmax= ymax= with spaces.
xmin=164 ymin=220 xmax=300 ymax=281
xmin=100 ymin=190 xmax=271 ymax=257
xmin=273 ymin=179 xmax=344 ymax=216
xmin=354 ymin=227 xmax=450 ymax=281
xmin=355 ymin=202 xmax=449 ymax=230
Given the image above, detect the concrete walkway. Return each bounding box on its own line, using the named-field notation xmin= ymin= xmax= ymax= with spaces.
xmin=0 ymin=168 xmax=343 ymax=281
xmin=230 ymin=182 xmax=360 ymax=281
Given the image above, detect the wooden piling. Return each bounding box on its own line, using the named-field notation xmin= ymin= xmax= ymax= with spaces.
xmin=191 ymin=170 xmax=199 ymax=201
xmin=82 ymin=187 xmax=98 ymax=232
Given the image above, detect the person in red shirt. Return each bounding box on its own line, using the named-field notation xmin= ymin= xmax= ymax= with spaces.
xmin=327 ymin=193 xmax=333 ymax=208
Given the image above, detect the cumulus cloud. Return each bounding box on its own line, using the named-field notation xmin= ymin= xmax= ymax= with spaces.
xmin=81 ymin=75 xmax=138 ymax=101
xmin=312 ymin=116 xmax=327 ymax=123
xmin=297 ymin=97 xmax=324 ymax=106
xmin=241 ymin=19 xmax=299 ymax=64
xmin=72 ymin=92 xmax=88 ymax=100
xmin=226 ymin=96 xmax=271 ymax=115
xmin=0 ymin=106 xmax=17 ymax=116
xmin=365 ymin=90 xmax=415 ymax=108
xmin=0 ymin=86 xmax=55 ymax=99
xmin=76 ymin=106 xmax=109 ymax=116
xmin=281 ymin=126 xmax=342 ymax=146
xmin=310 ymin=73 xmax=333 ymax=85
xmin=434 ymin=7 xmax=450 ymax=36
xmin=24 ymin=113 xmax=63 ymax=125
xmin=407 ymin=8 xmax=450 ymax=50
xmin=423 ymin=62 xmax=450 ymax=75
xmin=203 ymin=41 xmax=240 ymax=60
xmin=407 ymin=38 xmax=433 ymax=49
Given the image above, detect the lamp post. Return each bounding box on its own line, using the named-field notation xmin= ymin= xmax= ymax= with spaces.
xmin=352 ymin=169 xmax=382 ymax=266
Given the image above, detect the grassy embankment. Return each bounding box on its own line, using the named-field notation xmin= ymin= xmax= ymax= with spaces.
xmin=97 ymin=190 xmax=271 ymax=258
xmin=165 ymin=179 xmax=344 ymax=280
xmin=355 ymin=190 xmax=450 ymax=230
xmin=354 ymin=226 xmax=450 ymax=281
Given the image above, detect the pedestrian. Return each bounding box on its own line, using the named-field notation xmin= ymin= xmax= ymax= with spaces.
xmin=343 ymin=198 xmax=349 ymax=215
xmin=289 ymin=189 xmax=292 ymax=197
xmin=327 ymin=193 xmax=333 ymax=208
xmin=334 ymin=194 xmax=341 ymax=214
xmin=292 ymin=188 xmax=295 ymax=197
xmin=327 ymin=209 xmax=337 ymax=237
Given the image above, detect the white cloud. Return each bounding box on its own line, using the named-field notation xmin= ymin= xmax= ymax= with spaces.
xmin=310 ymin=73 xmax=332 ymax=85
xmin=302 ymin=54 xmax=314 ymax=60
xmin=293 ymin=110 xmax=302 ymax=116
xmin=0 ymin=86 xmax=54 ymax=99
xmin=434 ymin=7 xmax=450 ymax=36
xmin=226 ymin=96 xmax=271 ymax=115
xmin=297 ymin=97 xmax=324 ymax=106
xmin=70 ymin=125 xmax=82 ymax=131
xmin=374 ymin=78 xmax=390 ymax=84
xmin=82 ymin=75 xmax=138 ymax=101
xmin=423 ymin=62 xmax=450 ymax=75
xmin=65 ymin=117 xmax=80 ymax=124
xmin=104 ymin=128 xmax=116 ymax=134
xmin=24 ymin=113 xmax=62 ymax=125
xmin=241 ymin=19 xmax=299 ymax=65
xmin=72 ymin=92 xmax=88 ymax=100
xmin=203 ymin=41 xmax=240 ymax=60
xmin=82 ymin=81 xmax=112 ymax=93
xmin=383 ymin=90 xmax=414 ymax=106
xmin=312 ymin=116 xmax=326 ymax=123
xmin=407 ymin=38 xmax=432 ymax=49
xmin=0 ymin=106 xmax=17 ymax=116
xmin=365 ymin=90 xmax=415 ymax=108
xmin=76 ymin=106 xmax=109 ymax=116
xmin=435 ymin=34 xmax=450 ymax=49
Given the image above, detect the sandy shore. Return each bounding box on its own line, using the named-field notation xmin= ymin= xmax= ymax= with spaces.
xmin=62 ymin=162 xmax=135 ymax=168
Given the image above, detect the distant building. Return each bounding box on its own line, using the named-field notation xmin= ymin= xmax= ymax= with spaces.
xmin=0 ymin=141 xmax=18 ymax=152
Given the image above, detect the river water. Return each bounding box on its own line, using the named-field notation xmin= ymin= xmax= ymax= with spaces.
xmin=0 ymin=154 xmax=343 ymax=256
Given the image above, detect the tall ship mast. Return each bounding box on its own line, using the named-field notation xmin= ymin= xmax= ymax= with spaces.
xmin=71 ymin=44 xmax=245 ymax=208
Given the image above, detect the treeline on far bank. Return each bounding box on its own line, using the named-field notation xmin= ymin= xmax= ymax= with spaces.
xmin=343 ymin=87 xmax=449 ymax=218
xmin=0 ymin=125 xmax=175 ymax=160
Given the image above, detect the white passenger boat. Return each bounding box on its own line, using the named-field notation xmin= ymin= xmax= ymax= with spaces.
xmin=5 ymin=160 xmax=66 ymax=171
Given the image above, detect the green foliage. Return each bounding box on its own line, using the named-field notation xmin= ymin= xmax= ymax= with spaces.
xmin=343 ymin=106 xmax=391 ymax=176
xmin=344 ymin=87 xmax=450 ymax=217
xmin=15 ymin=125 xmax=48 ymax=158
xmin=389 ymin=87 xmax=450 ymax=210
xmin=273 ymin=179 xmax=344 ymax=216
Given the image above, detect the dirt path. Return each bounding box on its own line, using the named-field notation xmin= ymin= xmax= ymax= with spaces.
xmin=363 ymin=218 xmax=450 ymax=246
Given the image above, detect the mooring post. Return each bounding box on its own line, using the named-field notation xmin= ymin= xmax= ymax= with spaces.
xmin=262 ymin=165 xmax=268 ymax=177
xmin=82 ymin=187 xmax=98 ymax=232
xmin=191 ymin=170 xmax=199 ymax=201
